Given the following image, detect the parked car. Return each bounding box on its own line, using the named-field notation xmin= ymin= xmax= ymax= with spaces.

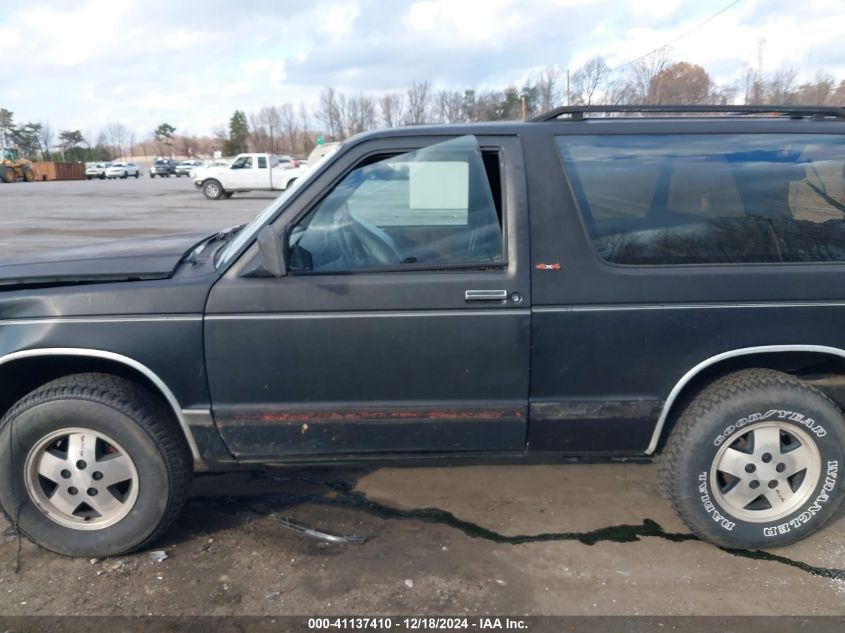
xmin=105 ymin=162 xmax=140 ymax=179
xmin=189 ymin=159 xmax=229 ymax=181
xmin=1 ymin=105 xmax=845 ymax=558
xmin=276 ymin=154 xmax=300 ymax=169
xmin=175 ymin=160 xmax=203 ymax=177
xmin=194 ymin=153 xmax=306 ymax=199
xmin=149 ymin=158 xmax=177 ymax=178
xmin=85 ymin=162 xmax=108 ymax=180
xmin=306 ymin=142 xmax=339 ymax=165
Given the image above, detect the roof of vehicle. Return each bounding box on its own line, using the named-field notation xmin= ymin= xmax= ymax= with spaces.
xmin=345 ymin=105 xmax=845 ymax=147
xmin=534 ymin=104 xmax=845 ymax=121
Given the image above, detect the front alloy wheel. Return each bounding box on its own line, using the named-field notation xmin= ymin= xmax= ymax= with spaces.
xmin=24 ymin=428 xmax=139 ymax=530
xmin=0 ymin=373 xmax=191 ymax=557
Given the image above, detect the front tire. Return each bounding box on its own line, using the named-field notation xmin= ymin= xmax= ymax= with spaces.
xmin=0 ymin=373 xmax=191 ymax=557
xmin=202 ymin=179 xmax=224 ymax=200
xmin=661 ymin=369 xmax=845 ymax=549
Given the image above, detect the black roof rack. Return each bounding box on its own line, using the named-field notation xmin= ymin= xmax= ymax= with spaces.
xmin=532 ymin=104 xmax=845 ymax=122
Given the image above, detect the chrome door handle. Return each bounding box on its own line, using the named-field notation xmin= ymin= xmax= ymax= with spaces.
xmin=465 ymin=289 xmax=508 ymax=302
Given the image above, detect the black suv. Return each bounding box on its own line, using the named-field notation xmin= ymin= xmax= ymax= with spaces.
xmin=2 ymin=105 xmax=845 ymax=557
xmin=149 ymin=158 xmax=177 ymax=178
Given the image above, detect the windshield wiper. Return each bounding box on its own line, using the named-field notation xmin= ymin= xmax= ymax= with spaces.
xmin=185 ymin=224 xmax=247 ymax=265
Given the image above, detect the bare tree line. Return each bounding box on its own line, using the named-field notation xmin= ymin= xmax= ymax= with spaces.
xmin=5 ymin=46 xmax=845 ymax=161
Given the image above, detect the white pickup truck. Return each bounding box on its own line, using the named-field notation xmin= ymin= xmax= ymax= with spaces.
xmin=194 ymin=153 xmax=305 ymax=199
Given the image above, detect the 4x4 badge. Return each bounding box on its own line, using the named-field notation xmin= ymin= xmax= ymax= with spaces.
xmin=536 ymin=263 xmax=561 ymax=271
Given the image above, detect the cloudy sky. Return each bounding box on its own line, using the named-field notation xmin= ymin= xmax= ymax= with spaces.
xmin=2 ymin=0 xmax=844 ymax=138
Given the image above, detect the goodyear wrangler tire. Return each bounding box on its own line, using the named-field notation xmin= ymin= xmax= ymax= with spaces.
xmin=0 ymin=373 xmax=191 ymax=557
xmin=661 ymin=368 xmax=845 ymax=549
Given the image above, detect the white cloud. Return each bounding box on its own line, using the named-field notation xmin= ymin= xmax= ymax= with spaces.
xmin=630 ymin=0 xmax=683 ymax=21
xmin=406 ymin=0 xmax=522 ymax=43
xmin=162 ymin=29 xmax=210 ymax=51
xmin=322 ymin=3 xmax=361 ymax=35
xmin=221 ymin=82 xmax=251 ymax=98
xmin=0 ymin=0 xmax=843 ymax=138
xmin=21 ymin=0 xmax=130 ymax=66
xmin=242 ymin=58 xmax=275 ymax=75
xmin=0 ymin=28 xmax=21 ymax=50
xmin=241 ymin=58 xmax=287 ymax=85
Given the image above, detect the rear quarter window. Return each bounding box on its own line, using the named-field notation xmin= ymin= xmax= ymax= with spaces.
xmin=557 ymin=134 xmax=845 ymax=265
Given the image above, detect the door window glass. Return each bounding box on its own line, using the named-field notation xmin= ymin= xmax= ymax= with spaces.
xmin=289 ymin=135 xmax=503 ymax=272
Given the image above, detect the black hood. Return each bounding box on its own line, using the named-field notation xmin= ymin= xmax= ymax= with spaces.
xmin=0 ymin=232 xmax=210 ymax=288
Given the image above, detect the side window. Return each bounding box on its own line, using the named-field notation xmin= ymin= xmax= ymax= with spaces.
xmin=558 ymin=134 xmax=845 ymax=265
xmin=232 ymin=156 xmax=252 ymax=169
xmin=257 ymin=156 xmax=267 ymax=169
xmin=288 ymin=135 xmax=504 ymax=272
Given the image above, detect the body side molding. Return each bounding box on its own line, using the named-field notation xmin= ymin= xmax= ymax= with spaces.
xmin=646 ymin=344 xmax=845 ymax=455
xmin=0 ymin=347 xmax=206 ymax=466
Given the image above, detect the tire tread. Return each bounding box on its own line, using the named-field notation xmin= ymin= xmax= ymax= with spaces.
xmin=0 ymin=372 xmax=191 ymax=554
xmin=659 ymin=368 xmax=843 ymax=548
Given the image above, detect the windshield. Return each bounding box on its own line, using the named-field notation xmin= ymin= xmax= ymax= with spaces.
xmin=216 ymin=143 xmax=343 ymax=268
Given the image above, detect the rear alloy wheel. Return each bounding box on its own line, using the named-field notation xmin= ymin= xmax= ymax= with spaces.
xmin=202 ymin=179 xmax=224 ymax=200
xmin=661 ymin=369 xmax=845 ymax=548
xmin=0 ymin=373 xmax=191 ymax=557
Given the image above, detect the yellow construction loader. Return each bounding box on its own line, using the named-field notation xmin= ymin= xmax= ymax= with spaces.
xmin=0 ymin=148 xmax=35 ymax=183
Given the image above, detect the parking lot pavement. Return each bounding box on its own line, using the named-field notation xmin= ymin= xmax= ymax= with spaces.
xmin=0 ymin=176 xmax=273 ymax=255
xmin=0 ymin=178 xmax=844 ymax=616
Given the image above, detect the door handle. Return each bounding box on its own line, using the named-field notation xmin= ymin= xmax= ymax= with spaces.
xmin=465 ymin=289 xmax=509 ymax=302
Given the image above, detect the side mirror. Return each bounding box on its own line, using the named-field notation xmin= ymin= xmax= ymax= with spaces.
xmin=255 ymin=225 xmax=287 ymax=277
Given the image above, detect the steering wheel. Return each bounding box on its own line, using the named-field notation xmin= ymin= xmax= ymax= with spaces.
xmin=336 ymin=208 xmax=402 ymax=268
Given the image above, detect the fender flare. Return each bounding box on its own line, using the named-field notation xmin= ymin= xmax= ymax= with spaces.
xmin=0 ymin=347 xmax=205 ymax=465
xmin=646 ymin=344 xmax=845 ymax=454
